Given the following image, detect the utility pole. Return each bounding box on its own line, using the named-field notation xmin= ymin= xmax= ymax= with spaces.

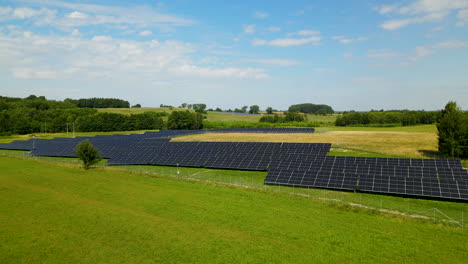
xmin=73 ymin=122 xmax=75 ymax=138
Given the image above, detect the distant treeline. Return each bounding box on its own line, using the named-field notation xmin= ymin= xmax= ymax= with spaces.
xmin=65 ymin=97 xmax=130 ymax=108
xmin=335 ymin=111 xmax=438 ymax=126
xmin=259 ymin=112 xmax=306 ymax=123
xmin=288 ymin=103 xmax=334 ymax=115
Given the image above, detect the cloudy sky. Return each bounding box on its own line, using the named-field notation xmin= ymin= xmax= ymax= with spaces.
xmin=1 ymin=0 xmax=467 ymax=110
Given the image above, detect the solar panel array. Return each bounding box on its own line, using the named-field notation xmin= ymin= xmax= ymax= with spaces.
xmin=107 ymin=142 xmax=331 ymax=171
xmin=1 ymin=127 xmax=467 ymax=201
xmin=265 ymin=156 xmax=468 ymax=201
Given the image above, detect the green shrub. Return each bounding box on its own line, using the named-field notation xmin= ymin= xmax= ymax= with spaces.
xmin=75 ymin=140 xmax=102 ymax=169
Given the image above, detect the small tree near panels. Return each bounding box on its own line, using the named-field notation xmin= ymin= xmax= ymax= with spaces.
xmin=75 ymin=140 xmax=102 ymax=169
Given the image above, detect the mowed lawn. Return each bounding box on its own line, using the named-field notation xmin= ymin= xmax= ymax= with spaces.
xmin=1 ymin=157 xmax=467 ymax=263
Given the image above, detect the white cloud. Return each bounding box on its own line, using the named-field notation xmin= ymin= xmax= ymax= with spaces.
xmin=352 ymin=77 xmax=385 ymax=84
xmin=430 ymin=25 xmax=445 ymax=31
xmin=244 ymin=24 xmax=255 ymax=34
xmin=92 ymin=35 xmax=112 ymax=42
xmin=378 ymin=0 xmax=468 ymax=15
xmin=377 ymin=0 xmax=468 ymax=30
xmin=456 ymin=9 xmax=468 ymax=26
xmin=13 ymin=7 xmax=39 ymax=19
xmin=332 ymin=36 xmax=367 ymax=44
xmin=433 ymin=40 xmax=468 ymax=48
xmin=368 ymin=50 xmax=402 ymax=60
xmin=245 ymin=59 xmax=301 ymax=66
xmin=268 ymin=26 xmax=281 ymax=32
xmin=252 ymin=37 xmax=321 ymax=47
xmin=66 ymin=11 xmax=88 ymax=19
xmin=288 ymin=30 xmax=320 ymax=36
xmin=0 ymin=30 xmax=267 ymax=81
xmin=0 ymin=2 xmax=195 ymax=31
xmin=380 ymin=11 xmax=448 ymax=30
xmin=253 ymin=11 xmax=269 ymax=19
xmin=13 ymin=68 xmax=58 ymax=79
xmin=173 ymin=65 xmax=268 ymax=79
xmin=139 ymin=30 xmax=152 ymax=36
xmin=312 ymin=68 xmax=330 ymax=73
xmin=377 ymin=4 xmax=399 ymax=14
xmin=343 ymin=52 xmax=353 ymax=58
xmin=0 ymin=6 xmax=12 ymax=16
xmin=71 ymin=29 xmax=80 ymax=36
xmin=410 ymin=46 xmax=434 ymax=61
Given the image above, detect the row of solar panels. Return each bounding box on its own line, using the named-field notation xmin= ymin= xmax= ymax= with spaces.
xmin=106 ymin=142 xmax=331 ymax=171
xmin=265 ymin=168 xmax=468 ymax=200
xmin=1 ymin=129 xmax=467 ymax=201
xmin=0 ymin=128 xmax=315 ymax=151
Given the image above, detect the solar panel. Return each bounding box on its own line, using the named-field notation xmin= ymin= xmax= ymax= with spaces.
xmin=1 ymin=129 xmax=467 ymax=201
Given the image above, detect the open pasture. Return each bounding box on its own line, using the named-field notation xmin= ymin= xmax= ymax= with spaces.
xmin=171 ymin=130 xmax=438 ymax=159
xmin=1 ymin=156 xmax=467 ymax=264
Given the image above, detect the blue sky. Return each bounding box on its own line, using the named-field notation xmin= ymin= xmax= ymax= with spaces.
xmin=1 ymin=0 xmax=467 ymax=110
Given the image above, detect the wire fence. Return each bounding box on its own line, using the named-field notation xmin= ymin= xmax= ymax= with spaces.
xmin=1 ymin=150 xmax=466 ymax=228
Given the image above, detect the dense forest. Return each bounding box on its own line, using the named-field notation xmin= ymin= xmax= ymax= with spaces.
xmin=288 ymin=103 xmax=334 ymax=115
xmin=335 ymin=111 xmax=437 ymax=126
xmin=0 ymin=96 xmax=157 ymax=134
xmin=65 ymin=98 xmax=130 ymax=108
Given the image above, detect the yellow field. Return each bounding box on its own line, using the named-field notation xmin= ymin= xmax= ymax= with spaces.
xmin=172 ymin=131 xmax=438 ymax=159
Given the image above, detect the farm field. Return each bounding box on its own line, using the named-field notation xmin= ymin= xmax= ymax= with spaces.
xmin=0 ymin=130 xmax=153 ymax=144
xmin=1 ymin=156 xmax=467 ymax=264
xmin=172 ymin=130 xmax=437 ymax=159
xmin=96 ymin=107 xmax=338 ymax=123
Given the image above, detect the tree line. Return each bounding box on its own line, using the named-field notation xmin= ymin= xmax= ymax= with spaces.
xmin=288 ymin=103 xmax=334 ymax=115
xmin=259 ymin=112 xmax=306 ymax=123
xmin=335 ymin=111 xmax=437 ymax=126
xmin=65 ymin=97 xmax=131 ymax=108
xmin=0 ymin=96 xmax=156 ymax=134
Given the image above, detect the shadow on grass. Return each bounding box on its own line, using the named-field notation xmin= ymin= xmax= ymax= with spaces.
xmin=418 ymin=149 xmax=441 ymax=159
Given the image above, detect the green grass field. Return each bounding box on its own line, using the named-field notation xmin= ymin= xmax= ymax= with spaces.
xmin=0 ymin=130 xmax=153 ymax=144
xmin=1 ymin=156 xmax=467 ymax=264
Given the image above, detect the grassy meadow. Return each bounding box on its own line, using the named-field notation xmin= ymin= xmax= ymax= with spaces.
xmin=172 ymin=128 xmax=438 ymax=159
xmin=1 ymin=156 xmax=467 ymax=264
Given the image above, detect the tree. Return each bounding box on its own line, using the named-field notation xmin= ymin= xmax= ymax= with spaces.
xmin=167 ymin=110 xmax=203 ymax=130
xmin=288 ymin=103 xmax=334 ymax=114
xmin=192 ymin=104 xmax=207 ymax=114
xmin=284 ymin=111 xmax=305 ymax=122
xmin=181 ymin=103 xmax=188 ymax=108
xmin=249 ymin=105 xmax=260 ymax=114
xmin=266 ymin=107 xmax=273 ymax=114
xmin=437 ymin=101 xmax=465 ymax=157
xmin=241 ymin=106 xmax=248 ymax=113
xmin=132 ymin=104 xmax=141 ymax=108
xmin=75 ymin=140 xmax=102 ymax=169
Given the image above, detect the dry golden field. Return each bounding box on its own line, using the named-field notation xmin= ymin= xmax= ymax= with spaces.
xmin=172 ymin=131 xmax=438 ymax=159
